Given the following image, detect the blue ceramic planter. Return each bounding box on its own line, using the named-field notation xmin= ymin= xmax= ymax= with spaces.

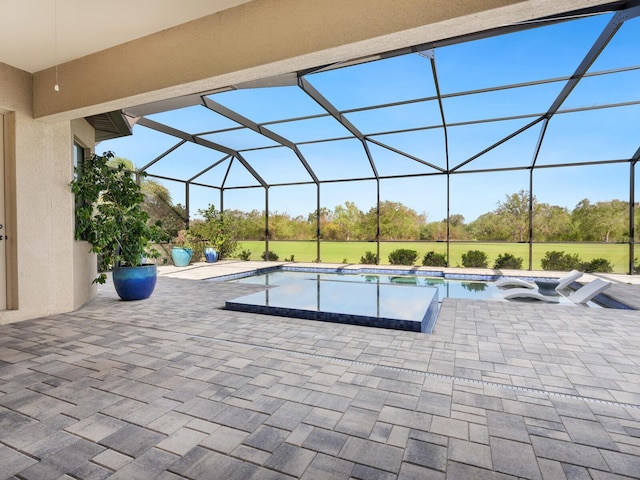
xmin=204 ymin=247 xmax=218 ymax=263
xmin=171 ymin=247 xmax=192 ymax=267
xmin=112 ymin=264 xmax=157 ymax=301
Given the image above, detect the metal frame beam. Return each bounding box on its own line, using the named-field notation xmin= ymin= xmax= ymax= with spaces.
xmin=202 ymin=97 xmax=320 ymax=185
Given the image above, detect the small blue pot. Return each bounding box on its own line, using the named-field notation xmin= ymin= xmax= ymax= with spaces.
xmin=171 ymin=247 xmax=192 ymax=267
xmin=204 ymin=247 xmax=218 ymax=263
xmin=112 ymin=264 xmax=157 ymax=301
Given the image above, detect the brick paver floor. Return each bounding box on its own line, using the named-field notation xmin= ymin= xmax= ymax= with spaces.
xmin=0 ymin=269 xmax=639 ymax=479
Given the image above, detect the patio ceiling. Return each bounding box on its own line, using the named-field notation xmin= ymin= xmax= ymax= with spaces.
xmin=105 ymin=1 xmax=640 ymax=192
xmin=0 ymin=0 xmax=254 ymax=73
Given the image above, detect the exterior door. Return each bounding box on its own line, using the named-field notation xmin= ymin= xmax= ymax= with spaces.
xmin=0 ymin=114 xmax=5 ymax=310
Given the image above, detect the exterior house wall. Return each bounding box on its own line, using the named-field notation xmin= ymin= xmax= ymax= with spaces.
xmin=0 ymin=62 xmax=95 ymax=324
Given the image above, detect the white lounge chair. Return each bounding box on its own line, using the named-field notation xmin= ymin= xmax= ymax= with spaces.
xmin=502 ymin=277 xmax=611 ymax=305
xmin=494 ymin=270 xmax=582 ymax=290
xmin=501 ymin=288 xmax=560 ymax=302
xmin=566 ymin=278 xmax=612 ymax=304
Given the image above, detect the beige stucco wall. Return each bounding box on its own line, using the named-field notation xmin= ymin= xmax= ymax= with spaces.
xmin=71 ymin=118 xmax=98 ymax=310
xmin=0 ymin=62 xmax=95 ymax=324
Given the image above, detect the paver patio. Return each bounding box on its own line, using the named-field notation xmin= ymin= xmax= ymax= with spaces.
xmin=0 ymin=263 xmax=639 ymax=479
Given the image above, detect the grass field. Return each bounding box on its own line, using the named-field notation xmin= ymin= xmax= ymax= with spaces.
xmin=233 ymin=240 xmax=632 ymax=273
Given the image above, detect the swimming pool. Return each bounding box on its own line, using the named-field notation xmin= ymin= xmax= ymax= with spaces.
xmin=229 ymin=270 xmax=507 ymax=302
xmin=222 ymin=269 xmax=583 ymax=333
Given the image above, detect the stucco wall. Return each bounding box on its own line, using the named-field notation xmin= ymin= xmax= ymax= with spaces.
xmin=71 ymin=118 xmax=97 ymax=310
xmin=0 ymin=62 xmax=95 ymax=323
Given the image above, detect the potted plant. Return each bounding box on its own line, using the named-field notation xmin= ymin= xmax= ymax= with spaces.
xmin=71 ymin=151 xmax=165 ymax=300
xmin=189 ymin=204 xmax=238 ymax=262
xmin=188 ymin=216 xmax=218 ymax=263
xmin=171 ymin=230 xmax=194 ymax=266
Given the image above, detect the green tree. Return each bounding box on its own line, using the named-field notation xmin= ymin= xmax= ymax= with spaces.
xmin=333 ymin=201 xmax=364 ymax=241
xmin=572 ymin=199 xmax=627 ymax=242
xmin=363 ymin=201 xmax=426 ymax=240
xmin=141 ymin=180 xmax=186 ymax=239
xmin=309 ymin=207 xmax=334 ymax=239
xmin=534 ymin=203 xmax=575 ymax=241
xmin=495 ymin=190 xmax=533 ymax=242
xmin=468 ymin=212 xmax=510 ymax=241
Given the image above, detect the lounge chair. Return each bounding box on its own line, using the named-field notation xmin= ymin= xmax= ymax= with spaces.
xmin=494 ymin=270 xmax=582 ymax=290
xmin=501 ymin=288 xmax=560 ymax=303
xmin=502 ymin=277 xmax=611 ymax=305
xmin=566 ymin=278 xmax=612 ymax=304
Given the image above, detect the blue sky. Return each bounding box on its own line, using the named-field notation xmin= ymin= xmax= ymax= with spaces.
xmin=100 ymin=11 xmax=639 ymax=223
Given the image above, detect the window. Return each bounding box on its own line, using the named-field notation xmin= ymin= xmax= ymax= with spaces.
xmin=73 ymin=141 xmax=87 ymax=234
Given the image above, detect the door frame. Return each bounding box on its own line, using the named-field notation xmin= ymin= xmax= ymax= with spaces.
xmin=0 ymin=113 xmax=5 ymax=310
xmin=2 ymin=111 xmax=18 ymax=311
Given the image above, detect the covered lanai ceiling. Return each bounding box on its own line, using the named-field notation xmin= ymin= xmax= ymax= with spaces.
xmin=105 ymin=1 xmax=640 ymax=192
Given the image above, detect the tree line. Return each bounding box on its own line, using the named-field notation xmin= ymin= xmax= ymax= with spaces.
xmin=141 ymin=181 xmax=635 ymax=244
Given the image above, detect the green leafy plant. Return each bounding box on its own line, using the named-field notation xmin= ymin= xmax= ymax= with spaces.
xmin=189 ymin=204 xmax=238 ymax=260
xmin=261 ymin=250 xmax=279 ymax=261
xmin=541 ymin=251 xmax=582 ymax=271
xmin=582 ymin=258 xmax=613 ymax=273
xmin=422 ymin=251 xmax=447 ymax=267
xmin=388 ymin=249 xmax=418 ymax=265
xmin=71 ymin=151 xmax=165 ymax=284
xmin=493 ymin=253 xmax=523 ymax=270
xmin=461 ymin=250 xmax=489 ymax=268
xmin=360 ymin=251 xmax=378 ymax=264
xmin=238 ymin=249 xmax=252 ymax=261
xmin=284 ymin=254 xmax=295 ymax=262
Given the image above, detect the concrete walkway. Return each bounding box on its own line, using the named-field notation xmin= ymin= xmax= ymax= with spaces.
xmin=0 ymin=266 xmax=639 ymax=478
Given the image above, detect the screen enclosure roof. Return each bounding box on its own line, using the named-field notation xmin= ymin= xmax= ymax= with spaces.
xmin=107 ymin=2 xmax=640 ymax=191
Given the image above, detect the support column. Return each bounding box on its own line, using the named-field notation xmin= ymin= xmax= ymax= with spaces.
xmin=528 ymin=169 xmax=534 ymax=271
xmin=316 ymin=184 xmax=321 ymax=263
xmin=630 ymin=162 xmax=636 ymax=274
xmin=185 ymin=182 xmax=190 ymax=230
xmin=264 ymin=187 xmax=269 ymax=261
xmin=446 ymin=174 xmax=450 ymax=267
xmin=376 ymin=180 xmax=381 ymax=265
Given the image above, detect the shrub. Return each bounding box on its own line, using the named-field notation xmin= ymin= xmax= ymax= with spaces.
xmin=238 ymin=249 xmax=251 ymax=261
xmin=541 ymin=251 xmax=582 ymax=271
xmin=190 ymin=241 xmax=205 ymax=263
xmin=461 ymin=250 xmax=489 ymax=268
xmin=493 ymin=253 xmax=523 ymax=270
xmin=342 ymin=258 xmax=348 ymax=264
xmin=261 ymin=250 xmax=279 ymax=261
xmin=388 ymin=249 xmax=418 ymax=266
xmin=422 ymin=251 xmax=447 ymax=267
xmin=284 ymin=254 xmax=295 ymax=262
xmin=582 ymin=258 xmax=613 ymax=273
xmin=360 ymin=251 xmax=378 ymax=264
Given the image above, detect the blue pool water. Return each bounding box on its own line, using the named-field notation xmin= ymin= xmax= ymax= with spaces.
xmin=229 ymin=271 xmax=507 ymax=302
xmin=226 ymin=279 xmax=439 ymax=332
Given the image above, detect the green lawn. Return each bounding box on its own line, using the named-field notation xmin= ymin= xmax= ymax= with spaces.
xmin=234 ymin=240 xmax=632 ymax=273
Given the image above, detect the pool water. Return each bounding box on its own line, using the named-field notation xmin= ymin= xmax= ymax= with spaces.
xmin=226 ymin=278 xmax=440 ymax=332
xmin=230 ymin=271 xmax=507 ymax=302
